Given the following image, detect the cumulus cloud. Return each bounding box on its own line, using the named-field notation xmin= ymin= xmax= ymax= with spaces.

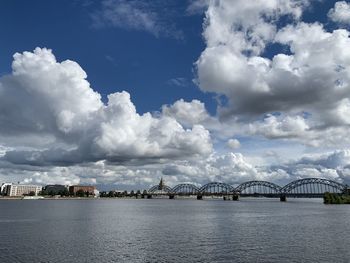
xmin=227 ymin=139 xmax=240 ymax=149
xmin=162 ymin=99 xmax=211 ymax=127
xmin=328 ymin=1 xmax=350 ymax=24
xmin=269 ymin=150 xmax=350 ymax=184
xmin=0 ymin=48 xmax=212 ymax=167
xmin=194 ymin=0 xmax=350 ymax=146
xmin=92 ymin=0 xmax=184 ymax=39
xmin=249 ymin=114 xmax=309 ymax=139
xmin=162 ymin=152 xmax=291 ymax=186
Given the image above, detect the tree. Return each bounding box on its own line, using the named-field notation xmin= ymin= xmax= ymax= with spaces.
xmin=39 ymin=190 xmax=47 ymax=196
xmin=76 ymin=189 xmax=85 ymax=197
xmin=58 ymin=189 xmax=69 ymax=197
xmin=29 ymin=191 xmax=36 ymax=196
xmin=99 ymin=191 xmax=107 ymax=197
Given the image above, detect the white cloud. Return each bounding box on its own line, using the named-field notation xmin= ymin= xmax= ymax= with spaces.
xmin=166 ymin=77 xmax=189 ymax=87
xmin=227 ymin=139 xmax=240 ymax=149
xmin=92 ymin=0 xmax=184 ymax=39
xmin=162 ymin=152 xmax=291 ymax=185
xmin=162 ymin=99 xmax=210 ymax=127
xmin=0 ymin=48 xmax=213 ymax=167
xmin=328 ymin=1 xmax=350 ymax=24
xmin=249 ymin=114 xmax=309 ymax=139
xmin=194 ymin=1 xmax=350 ymax=147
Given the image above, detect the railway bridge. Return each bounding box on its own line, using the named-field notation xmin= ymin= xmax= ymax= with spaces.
xmin=147 ymin=178 xmax=348 ymax=201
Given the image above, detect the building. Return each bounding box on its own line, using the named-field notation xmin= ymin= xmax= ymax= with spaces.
xmin=69 ymin=185 xmax=96 ymax=196
xmin=4 ymin=184 xmax=42 ymax=197
xmin=43 ymin=185 xmax=68 ymax=195
xmin=1 ymin=183 xmax=12 ymax=195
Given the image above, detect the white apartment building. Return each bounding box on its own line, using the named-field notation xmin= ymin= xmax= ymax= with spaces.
xmin=5 ymin=184 xmax=42 ymax=197
xmin=1 ymin=183 xmax=12 ymax=195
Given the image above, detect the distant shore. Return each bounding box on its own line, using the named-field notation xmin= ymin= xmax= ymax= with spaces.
xmin=324 ymin=193 xmax=350 ymax=204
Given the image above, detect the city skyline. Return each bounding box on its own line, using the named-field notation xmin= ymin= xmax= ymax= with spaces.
xmin=1 ymin=0 xmax=350 ymax=189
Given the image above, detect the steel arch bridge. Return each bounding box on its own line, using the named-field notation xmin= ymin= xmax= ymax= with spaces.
xmin=281 ymin=178 xmax=346 ymax=196
xmin=147 ymin=178 xmax=348 ymax=198
xmin=171 ymin=184 xmax=199 ymax=195
xmin=235 ymin=181 xmax=282 ymax=195
xmin=148 ymin=184 xmax=172 ymax=194
xmin=199 ymin=182 xmax=234 ymax=194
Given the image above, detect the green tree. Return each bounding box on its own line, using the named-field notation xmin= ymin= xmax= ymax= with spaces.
xmin=58 ymin=189 xmax=69 ymax=197
xmin=39 ymin=190 xmax=47 ymax=196
xmin=76 ymin=189 xmax=85 ymax=197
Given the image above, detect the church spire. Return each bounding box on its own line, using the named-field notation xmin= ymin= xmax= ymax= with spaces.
xmin=158 ymin=177 xmax=164 ymax=190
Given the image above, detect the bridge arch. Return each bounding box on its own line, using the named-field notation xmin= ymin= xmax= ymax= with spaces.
xmin=199 ymin=182 xmax=234 ymax=194
xmin=235 ymin=181 xmax=282 ymax=194
xmin=281 ymin=178 xmax=346 ymax=194
xmin=148 ymin=184 xmax=172 ymax=194
xmin=171 ymin=184 xmax=199 ymax=195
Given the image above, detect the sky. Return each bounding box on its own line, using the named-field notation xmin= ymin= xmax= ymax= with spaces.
xmin=1 ymin=0 xmax=350 ymax=190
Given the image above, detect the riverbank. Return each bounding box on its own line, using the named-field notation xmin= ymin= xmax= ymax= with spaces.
xmin=0 ymin=196 xmax=98 ymax=200
xmin=323 ymin=192 xmax=350 ymax=204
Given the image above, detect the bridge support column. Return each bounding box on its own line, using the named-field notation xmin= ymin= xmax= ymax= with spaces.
xmin=197 ymin=195 xmax=203 ymax=200
xmin=232 ymin=194 xmax=239 ymax=201
xmin=280 ymin=195 xmax=286 ymax=202
xmin=169 ymin=194 xmax=175 ymax=199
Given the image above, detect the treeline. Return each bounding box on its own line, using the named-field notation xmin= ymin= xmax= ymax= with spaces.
xmin=39 ymin=189 xmax=92 ymax=197
xmin=100 ymin=190 xmax=148 ymax=198
xmin=324 ymin=192 xmax=350 ymax=204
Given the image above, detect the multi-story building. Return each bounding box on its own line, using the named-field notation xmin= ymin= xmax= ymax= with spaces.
xmin=1 ymin=183 xmax=12 ymax=195
xmin=4 ymin=184 xmax=42 ymax=197
xmin=69 ymin=185 xmax=96 ymax=196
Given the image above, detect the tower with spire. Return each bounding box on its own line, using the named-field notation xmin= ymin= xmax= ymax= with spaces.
xmin=158 ymin=177 xmax=164 ymax=190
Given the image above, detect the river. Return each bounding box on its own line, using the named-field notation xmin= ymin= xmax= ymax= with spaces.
xmin=0 ymin=198 xmax=349 ymax=262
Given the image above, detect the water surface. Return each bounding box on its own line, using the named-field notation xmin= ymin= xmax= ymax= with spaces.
xmin=0 ymin=198 xmax=349 ymax=263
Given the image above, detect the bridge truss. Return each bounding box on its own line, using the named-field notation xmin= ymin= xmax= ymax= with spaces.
xmin=147 ymin=178 xmax=347 ymax=197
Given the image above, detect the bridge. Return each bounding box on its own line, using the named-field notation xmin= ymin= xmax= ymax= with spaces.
xmin=147 ymin=178 xmax=348 ymax=201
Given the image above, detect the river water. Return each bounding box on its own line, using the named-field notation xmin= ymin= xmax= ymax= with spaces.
xmin=0 ymin=198 xmax=349 ymax=263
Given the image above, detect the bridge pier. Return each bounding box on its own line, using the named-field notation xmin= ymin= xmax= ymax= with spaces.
xmin=232 ymin=194 xmax=239 ymax=201
xmin=169 ymin=194 xmax=175 ymax=199
xmin=280 ymin=195 xmax=287 ymax=202
xmin=197 ymin=195 xmax=203 ymax=200
xmin=147 ymin=194 xmax=152 ymax=199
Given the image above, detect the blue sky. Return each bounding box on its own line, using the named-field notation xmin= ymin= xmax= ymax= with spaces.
xmin=1 ymin=0 xmax=350 ymax=189
xmin=0 ymin=0 xmax=216 ymax=113
xmin=0 ymin=0 xmax=343 ymax=113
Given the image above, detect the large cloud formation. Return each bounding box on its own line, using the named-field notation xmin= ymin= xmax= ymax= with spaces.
xmin=0 ymin=48 xmax=212 ymax=167
xmin=3 ymin=1 xmax=350 ymax=187
xmin=195 ymin=0 xmax=350 ymax=146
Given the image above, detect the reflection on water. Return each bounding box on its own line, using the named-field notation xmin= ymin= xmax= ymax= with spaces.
xmin=0 ymin=198 xmax=349 ymax=263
